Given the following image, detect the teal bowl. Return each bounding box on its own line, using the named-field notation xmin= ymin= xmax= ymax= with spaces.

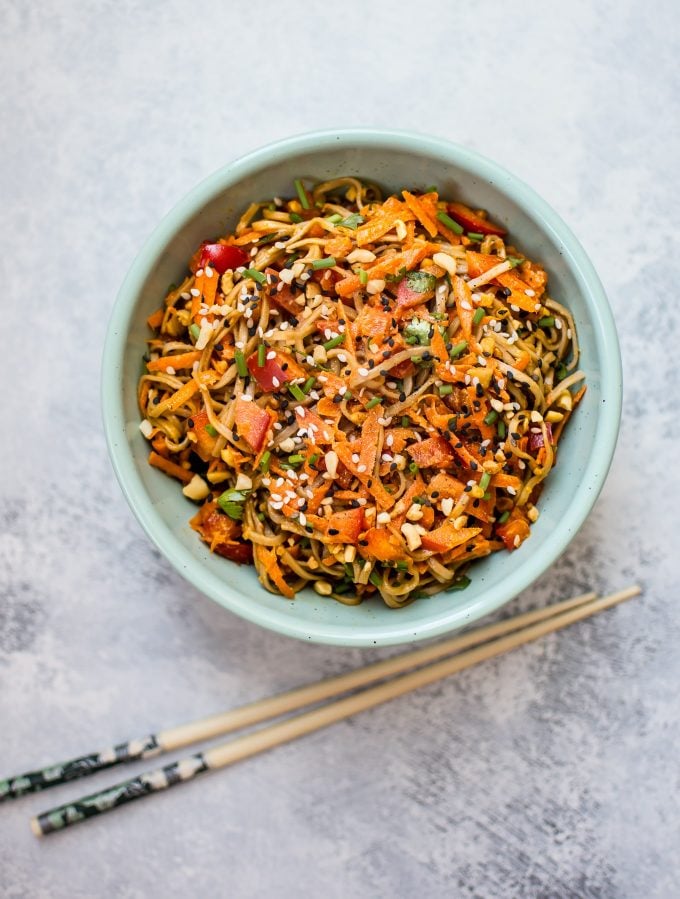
xmin=102 ymin=129 xmax=622 ymax=646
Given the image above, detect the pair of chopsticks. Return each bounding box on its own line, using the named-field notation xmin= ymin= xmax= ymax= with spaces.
xmin=0 ymin=585 xmax=640 ymax=836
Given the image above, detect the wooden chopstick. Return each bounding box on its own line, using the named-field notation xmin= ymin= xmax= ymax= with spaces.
xmin=29 ymin=585 xmax=640 ymax=836
xmin=1 ymin=589 xmax=597 ymax=804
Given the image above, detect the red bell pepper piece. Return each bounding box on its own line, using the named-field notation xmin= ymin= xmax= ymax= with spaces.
xmin=214 ymin=541 xmax=253 ymax=564
xmin=447 ymin=203 xmax=507 ymax=236
xmin=496 ymin=513 xmax=531 ymax=551
xmin=528 ymin=423 xmax=553 ymax=453
xmin=234 ymin=398 xmax=271 ymax=453
xmin=395 ymin=271 xmax=436 ymax=313
xmin=190 ymin=242 xmax=249 ymax=274
xmin=246 ymin=351 xmax=305 ymax=393
xmin=266 ymin=270 xmax=304 ymax=316
xmin=190 ymin=501 xmax=253 ymax=564
xmin=406 ymin=436 xmax=455 ymax=468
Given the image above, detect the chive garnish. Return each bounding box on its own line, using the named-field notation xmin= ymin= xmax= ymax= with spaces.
xmin=401 ymin=416 xmax=410 ymax=428
xmin=205 ymin=423 xmax=218 ymax=437
xmin=359 ymin=269 xmax=368 ymax=286
xmin=448 ymin=575 xmax=471 ymax=592
xmin=311 ymin=256 xmax=336 ymax=270
xmin=366 ymin=397 xmax=383 ymax=409
xmin=408 ymin=462 xmax=419 ymax=474
xmin=289 ymin=212 xmax=303 ymax=223
xmin=288 ymin=454 xmax=305 ymax=466
xmin=309 ymin=453 xmax=320 ymax=466
xmin=439 ymin=385 xmax=453 ymax=396
xmin=498 ymin=510 xmax=510 ymax=524
xmin=467 ymin=232 xmax=484 ymax=242
xmin=323 ymin=334 xmax=345 ymax=351
xmin=257 ymin=343 xmax=266 ymax=367
xmin=259 ymin=451 xmax=271 ymax=472
xmin=436 ymin=210 xmax=464 ymax=235
xmin=234 ymin=351 xmax=248 ymax=378
xmin=396 ymin=561 xmax=408 ymax=571
xmin=369 ymin=570 xmax=382 ymax=587
xmin=507 ymin=256 xmax=523 ymax=267
xmin=326 ymin=213 xmax=342 ymax=224
xmin=449 ymin=340 xmax=468 ymax=359
xmin=538 ymin=315 xmax=555 ymax=328
xmin=189 ymin=323 xmax=200 ymax=341
xmin=288 ymin=383 xmax=306 ymax=402
xmin=473 ymin=307 xmax=485 ymax=325
xmin=483 ymin=410 xmax=498 ymax=425
xmin=556 ymin=363 xmax=568 ymax=381
xmin=243 ymin=268 xmax=266 ymax=285
xmin=479 ymin=472 xmax=491 ymax=491
xmin=497 ymin=420 xmax=506 ymax=438
xmin=294 ymin=179 xmax=310 ymax=210
xmin=302 ymin=376 xmax=316 ymax=394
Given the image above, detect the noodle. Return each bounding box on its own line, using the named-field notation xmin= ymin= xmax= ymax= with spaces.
xmin=137 ymin=180 xmax=585 ymax=605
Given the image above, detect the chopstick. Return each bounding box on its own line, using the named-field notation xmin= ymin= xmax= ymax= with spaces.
xmin=2 ymin=589 xmax=598 ymax=804
xmin=27 ymin=585 xmax=640 ymax=836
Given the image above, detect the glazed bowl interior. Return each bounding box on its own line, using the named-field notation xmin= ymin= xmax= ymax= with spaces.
xmin=103 ymin=130 xmax=621 ymax=646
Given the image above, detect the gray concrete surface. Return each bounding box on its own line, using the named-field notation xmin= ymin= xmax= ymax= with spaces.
xmin=1 ymin=1 xmax=678 ymax=896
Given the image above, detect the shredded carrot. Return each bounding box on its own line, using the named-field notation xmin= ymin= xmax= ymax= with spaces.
xmin=402 ymin=191 xmax=439 ymax=238
xmin=148 ymin=451 xmax=193 ymax=483
xmin=146 ymin=308 xmax=164 ymax=330
xmin=147 ymin=351 xmax=202 ymax=373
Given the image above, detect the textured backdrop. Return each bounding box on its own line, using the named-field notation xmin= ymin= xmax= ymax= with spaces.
xmin=1 ymin=1 xmax=678 ymax=896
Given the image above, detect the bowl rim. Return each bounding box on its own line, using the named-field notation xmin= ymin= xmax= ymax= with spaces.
xmin=102 ymin=128 xmax=622 ymax=646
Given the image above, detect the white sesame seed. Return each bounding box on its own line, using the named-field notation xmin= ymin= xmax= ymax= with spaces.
xmin=299 ymin=513 xmax=307 ymax=527
xmin=460 ymin=300 xmax=472 ymax=311
xmin=190 ymin=288 xmax=201 ymax=297
xmin=357 ymin=464 xmax=367 ymax=473
xmin=239 ymin=394 xmax=252 ymax=402
xmin=525 ymin=288 xmax=535 ymax=297
xmin=358 ymin=367 xmax=370 ymax=377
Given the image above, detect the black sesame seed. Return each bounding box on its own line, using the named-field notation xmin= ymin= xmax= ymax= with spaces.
xmin=328 ymin=528 xmax=340 ymax=536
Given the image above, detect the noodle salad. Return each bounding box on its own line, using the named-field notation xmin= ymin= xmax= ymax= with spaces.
xmin=138 ymin=178 xmax=585 ymax=607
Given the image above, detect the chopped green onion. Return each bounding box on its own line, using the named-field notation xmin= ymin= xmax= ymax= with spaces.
xmin=204 ymin=424 xmax=218 ymax=437
xmin=343 ymin=390 xmax=352 ymax=400
xmin=507 ymin=256 xmax=523 ymax=267
xmin=479 ymin=472 xmax=491 ymax=491
xmin=467 ymin=232 xmax=484 ymax=242
xmin=497 ymin=420 xmax=506 ymax=438
xmin=396 ymin=561 xmax=408 ymax=571
xmin=483 ymin=492 xmax=491 ymax=501
xmin=401 ymin=416 xmax=410 ymax=428
xmin=326 ymin=213 xmax=343 ymax=224
xmin=498 ymin=510 xmax=510 ymax=524
xmin=369 ymin=570 xmax=382 ymax=588
xmin=436 ymin=210 xmax=464 ymax=235
xmin=309 ymin=453 xmax=320 ymax=466
xmin=288 ymin=454 xmax=305 ymax=466
xmin=439 ymin=385 xmax=453 ymax=396
xmin=366 ymin=397 xmax=383 ymax=409
xmin=234 ymin=350 xmax=248 ymax=378
xmin=189 ymin=323 xmax=200 ymax=341
xmin=408 ymin=462 xmax=419 ymax=474
xmin=284 ymin=252 xmax=300 ymax=268
xmin=311 ymin=256 xmax=336 ymax=270
xmin=337 ymin=213 xmax=364 ymax=230
xmin=449 ymin=340 xmax=468 ymax=359
xmin=257 ymin=233 xmax=281 ymax=245
xmin=538 ymin=315 xmax=555 ymax=328
xmin=288 ymin=383 xmax=306 ymax=402
xmin=243 ymin=268 xmax=266 ymax=285
xmin=294 ymin=178 xmax=310 ymax=210
xmin=473 ymin=307 xmax=485 ymax=325
xmin=484 ymin=410 xmax=499 ymax=425
xmin=359 ymin=269 xmax=368 ymax=286
xmin=217 ymin=489 xmax=249 ymax=521
xmin=344 ymin=563 xmax=354 ymax=578
xmin=289 ymin=212 xmax=303 ymax=223
xmin=323 ymin=334 xmax=345 ymax=351
xmin=259 ymin=451 xmax=271 ymax=472
xmin=448 ymin=575 xmax=471 ymax=592
xmin=302 ymin=376 xmax=316 ymax=394
xmin=556 ymin=363 xmax=568 ymax=381
xmin=257 ymin=511 xmax=266 ymax=522
xmin=257 ymin=343 xmax=266 ymax=367
xmin=424 ymin=185 xmax=438 ymax=193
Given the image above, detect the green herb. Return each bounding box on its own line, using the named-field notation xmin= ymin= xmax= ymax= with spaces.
xmin=436 ymin=210 xmax=464 ymax=235
xmin=396 ymin=561 xmax=408 ymax=571
xmin=439 ymin=385 xmax=453 ymax=397
xmin=498 ymin=510 xmax=510 ymax=524
xmin=401 ymin=416 xmax=410 ymax=428
xmin=466 ymin=232 xmax=484 ymax=242
xmin=289 ymin=212 xmax=303 ymax=223
xmin=538 ymin=315 xmax=555 ymax=328
xmin=312 ymin=256 xmax=336 ymax=270
xmin=403 ymin=270 xmax=436 ymax=294
xmin=483 ymin=410 xmax=498 ymax=425
xmin=556 ymin=363 xmax=568 ymax=381
xmin=217 ymin=489 xmax=249 ymax=520
xmin=342 ymin=390 xmax=352 ymax=400
xmin=294 ymin=178 xmax=310 ymax=210
xmin=497 ymin=420 xmax=506 ymax=439
xmin=369 ymin=570 xmax=382 ymax=588
xmin=234 ymin=350 xmax=248 ymax=378
xmin=337 ymin=213 xmax=364 ymax=230
xmin=259 ymin=451 xmax=271 ymax=472
xmin=284 ymin=252 xmax=300 ymax=268
xmin=366 ymin=397 xmax=383 ymax=410
xmin=257 ymin=343 xmax=266 ymax=367
xmin=189 ymin=323 xmax=201 ymax=341
xmin=403 ymin=318 xmax=432 ymax=346
xmin=385 ymin=266 xmax=407 ymax=283
xmin=326 ymin=213 xmax=343 ymax=224
xmin=243 ymin=268 xmax=266 ymax=284
xmin=288 ymin=454 xmax=305 ymax=466
xmin=257 ymin=233 xmax=281 ymax=246
xmin=409 ymin=462 xmax=419 ymax=474
xmin=479 ymin=472 xmax=491 ymax=491
xmin=323 ymin=334 xmax=345 ymax=351
xmin=204 ymin=424 xmax=218 ymax=437
xmin=344 ymin=563 xmax=354 ymax=578
xmin=449 ymin=340 xmax=468 ymax=359
xmin=473 ymin=307 xmax=486 ymax=325
xmin=257 ymin=511 xmax=266 ymax=522
xmin=288 ymin=383 xmax=306 ymax=402
xmin=359 ymin=269 xmax=368 ymax=286
xmin=302 ymin=376 xmax=316 ymax=394
xmin=483 ymin=492 xmax=491 ymax=501
xmin=507 ymin=256 xmax=523 ymax=267
xmin=448 ymin=575 xmax=471 ymax=592
xmin=309 ymin=453 xmax=320 ymax=466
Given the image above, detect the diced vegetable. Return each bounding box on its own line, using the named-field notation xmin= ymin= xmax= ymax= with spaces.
xmin=247 ymin=350 xmax=305 ymax=392
xmin=234 ymin=398 xmax=271 ymax=453
xmin=447 ymin=202 xmax=507 ymax=236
